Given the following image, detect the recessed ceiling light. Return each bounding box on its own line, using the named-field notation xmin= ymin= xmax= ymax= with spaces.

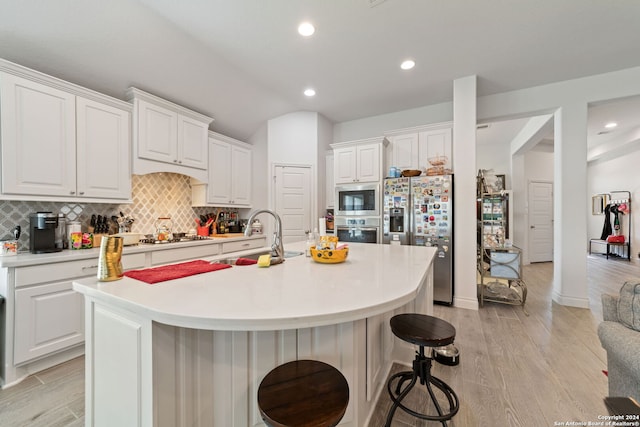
xmin=298 ymin=22 xmax=315 ymax=37
xmin=605 ymin=122 xmax=618 ymax=129
xmin=304 ymin=88 xmax=316 ymax=97
xmin=400 ymin=59 xmax=415 ymax=70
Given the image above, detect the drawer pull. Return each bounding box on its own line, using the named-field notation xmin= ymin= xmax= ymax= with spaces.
xmin=242 ymin=243 xmax=250 ymax=247
xmin=82 ymin=265 xmax=99 ymax=270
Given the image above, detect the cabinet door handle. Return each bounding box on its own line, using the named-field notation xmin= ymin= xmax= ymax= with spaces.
xmin=173 ymin=159 xmax=178 ymax=163
xmin=70 ymin=191 xmax=75 ymax=195
xmin=79 ymin=191 xmax=85 ymax=195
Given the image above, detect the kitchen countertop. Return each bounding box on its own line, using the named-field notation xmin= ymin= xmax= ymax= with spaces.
xmin=0 ymin=234 xmax=266 ymax=268
xmin=73 ymin=241 xmax=436 ymax=331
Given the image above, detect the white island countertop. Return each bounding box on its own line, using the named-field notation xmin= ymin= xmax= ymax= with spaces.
xmin=73 ymin=241 xmax=436 ymax=331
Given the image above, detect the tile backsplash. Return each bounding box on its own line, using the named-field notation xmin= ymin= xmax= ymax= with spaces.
xmin=0 ymin=173 xmax=248 ymax=250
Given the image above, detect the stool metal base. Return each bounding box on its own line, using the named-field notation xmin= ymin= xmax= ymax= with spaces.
xmin=385 ymin=347 xmax=459 ymax=427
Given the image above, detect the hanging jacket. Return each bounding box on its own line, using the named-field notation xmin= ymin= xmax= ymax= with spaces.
xmin=600 ymin=204 xmax=613 ymax=240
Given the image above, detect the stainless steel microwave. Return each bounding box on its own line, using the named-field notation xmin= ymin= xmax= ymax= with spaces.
xmin=335 ymin=183 xmax=380 ymax=216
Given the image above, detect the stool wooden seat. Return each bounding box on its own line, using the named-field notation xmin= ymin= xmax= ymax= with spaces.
xmin=390 ymin=313 xmax=456 ymax=348
xmin=386 ymin=313 xmax=459 ymax=427
xmin=257 ymin=359 xmax=349 ymax=427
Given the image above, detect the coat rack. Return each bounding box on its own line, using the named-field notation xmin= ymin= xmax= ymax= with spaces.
xmin=589 ymin=190 xmax=631 ymax=261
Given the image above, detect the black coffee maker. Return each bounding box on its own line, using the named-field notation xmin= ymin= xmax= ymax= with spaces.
xmin=29 ymin=212 xmax=62 ymax=253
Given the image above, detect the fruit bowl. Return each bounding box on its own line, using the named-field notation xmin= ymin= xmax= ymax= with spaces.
xmin=310 ymin=247 xmax=349 ymax=264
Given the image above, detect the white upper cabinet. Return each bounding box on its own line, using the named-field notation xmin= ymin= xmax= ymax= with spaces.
xmin=418 ymin=127 xmax=452 ymax=173
xmin=206 ymin=138 xmax=232 ymax=205
xmin=191 ymin=133 xmax=252 ymax=207
xmin=76 ymin=97 xmax=131 ymax=199
xmin=0 ymin=64 xmax=132 ymax=202
xmin=137 ymin=99 xmax=178 ymax=164
xmin=356 ymin=143 xmax=381 ymax=182
xmin=332 ymin=138 xmax=387 ymax=184
xmin=385 ymin=125 xmax=452 ymax=175
xmin=334 ymin=147 xmax=357 ymax=183
xmin=389 ymin=133 xmax=419 ymax=171
xmin=128 ymin=87 xmax=213 ymax=181
xmin=229 ymin=144 xmax=251 ymax=206
xmin=178 ymin=115 xmax=209 ymax=169
xmin=1 ymin=74 xmax=76 ymax=197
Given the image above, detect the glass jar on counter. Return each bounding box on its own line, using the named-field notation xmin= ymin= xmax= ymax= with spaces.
xmin=154 ymin=217 xmax=173 ymax=242
xmin=250 ymin=219 xmax=263 ymax=234
xmin=67 ymin=220 xmax=81 ymax=248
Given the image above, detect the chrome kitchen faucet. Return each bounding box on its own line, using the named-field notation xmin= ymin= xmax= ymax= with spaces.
xmin=244 ymin=209 xmax=285 ymax=265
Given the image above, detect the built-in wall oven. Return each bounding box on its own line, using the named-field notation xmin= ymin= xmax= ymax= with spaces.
xmin=335 ymin=216 xmax=380 ymax=244
xmin=335 ymin=183 xmax=380 ymax=217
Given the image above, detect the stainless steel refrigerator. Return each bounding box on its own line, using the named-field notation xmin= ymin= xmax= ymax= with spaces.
xmin=383 ymin=175 xmax=454 ymax=304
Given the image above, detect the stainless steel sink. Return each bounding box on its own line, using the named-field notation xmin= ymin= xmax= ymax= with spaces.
xmin=214 ymin=250 xmax=304 ymax=265
xmin=284 ymin=250 xmax=304 ymax=258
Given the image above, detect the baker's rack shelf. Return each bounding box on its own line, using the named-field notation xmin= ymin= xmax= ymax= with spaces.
xmin=477 ymin=245 xmax=527 ymax=313
xmin=476 ymin=170 xmax=527 ymax=313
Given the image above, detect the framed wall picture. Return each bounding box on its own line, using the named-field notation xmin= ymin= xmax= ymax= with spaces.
xmin=592 ymin=194 xmax=609 ymax=215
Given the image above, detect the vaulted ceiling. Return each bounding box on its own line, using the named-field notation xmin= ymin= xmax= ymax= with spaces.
xmin=1 ymin=0 xmax=640 ymax=143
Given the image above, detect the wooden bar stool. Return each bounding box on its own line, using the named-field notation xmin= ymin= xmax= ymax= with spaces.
xmin=257 ymin=359 xmax=349 ymax=427
xmin=385 ymin=313 xmax=460 ymax=427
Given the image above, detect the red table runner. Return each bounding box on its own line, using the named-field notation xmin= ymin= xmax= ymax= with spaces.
xmin=124 ymin=260 xmax=231 ymax=284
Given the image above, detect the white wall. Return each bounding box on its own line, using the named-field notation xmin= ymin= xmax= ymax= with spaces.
xmin=333 ymin=101 xmax=453 ymax=143
xmin=268 ymin=112 xmax=318 ymax=165
xmin=317 ymin=114 xmax=333 ymax=215
xmin=525 ymin=150 xmax=554 ymax=182
xmin=476 ymin=142 xmax=512 ymax=187
xmin=247 ymin=123 xmax=269 ymax=213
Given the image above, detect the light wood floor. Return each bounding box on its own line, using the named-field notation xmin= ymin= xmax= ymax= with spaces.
xmin=1 ymin=254 xmax=638 ymax=427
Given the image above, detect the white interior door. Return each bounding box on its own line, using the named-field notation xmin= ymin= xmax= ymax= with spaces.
xmin=274 ymin=165 xmax=312 ymax=243
xmin=528 ymin=181 xmax=554 ymax=262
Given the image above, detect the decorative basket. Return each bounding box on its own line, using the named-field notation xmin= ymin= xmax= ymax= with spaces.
xmin=401 ymin=169 xmax=422 ymax=177
xmin=310 ymin=247 xmax=349 ymax=264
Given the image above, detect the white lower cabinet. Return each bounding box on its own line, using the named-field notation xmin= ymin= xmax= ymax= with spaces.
xmin=150 ymin=243 xmax=222 ymax=266
xmin=221 ymin=238 xmax=265 ymax=254
xmin=10 ymin=254 xmax=146 ymax=367
xmin=14 ymin=281 xmax=84 ymax=365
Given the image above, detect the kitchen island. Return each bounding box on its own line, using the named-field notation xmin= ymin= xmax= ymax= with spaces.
xmin=73 ymin=241 xmax=436 ymax=427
